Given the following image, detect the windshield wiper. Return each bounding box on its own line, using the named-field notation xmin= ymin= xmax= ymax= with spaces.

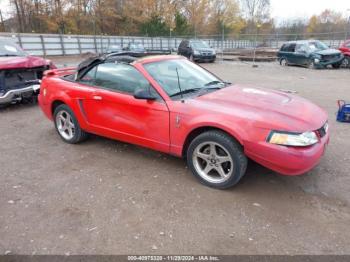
xmin=170 ymin=88 xmax=202 ymax=97
xmin=204 ymin=80 xmax=224 ymax=87
xmin=0 ymin=54 xmax=19 ymax=57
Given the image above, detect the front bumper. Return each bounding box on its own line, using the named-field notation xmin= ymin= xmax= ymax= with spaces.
xmin=193 ymin=55 xmax=216 ymax=62
xmin=317 ymin=56 xmax=344 ymax=67
xmin=245 ymin=131 xmax=330 ymax=176
xmin=0 ymin=84 xmax=40 ymax=105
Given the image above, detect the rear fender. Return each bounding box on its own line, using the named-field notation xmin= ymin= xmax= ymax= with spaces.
xmin=49 ymin=92 xmax=89 ymax=130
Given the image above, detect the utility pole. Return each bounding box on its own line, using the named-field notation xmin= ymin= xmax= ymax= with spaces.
xmin=346 ymin=9 xmax=350 ymax=40
xmin=252 ymin=23 xmax=261 ymax=68
xmin=0 ymin=10 xmax=5 ymax=32
xmin=222 ymin=23 xmax=224 ymax=60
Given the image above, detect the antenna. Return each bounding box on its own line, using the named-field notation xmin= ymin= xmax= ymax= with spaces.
xmin=175 ymin=67 xmax=184 ymax=101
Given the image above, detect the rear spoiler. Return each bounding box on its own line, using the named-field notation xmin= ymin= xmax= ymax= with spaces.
xmin=44 ymin=67 xmax=77 ymax=77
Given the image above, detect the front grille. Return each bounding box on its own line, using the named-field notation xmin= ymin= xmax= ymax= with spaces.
xmin=0 ymin=67 xmax=45 ymax=92
xmin=322 ymin=54 xmax=339 ymax=62
xmin=316 ymin=122 xmax=328 ymax=138
xmin=200 ymin=51 xmax=212 ymax=56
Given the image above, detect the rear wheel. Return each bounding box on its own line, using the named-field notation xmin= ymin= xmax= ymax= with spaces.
xmin=186 ymin=131 xmax=247 ymax=189
xmin=308 ymin=60 xmax=316 ymax=69
xmin=280 ymin=58 xmax=288 ymax=67
xmin=53 ymin=104 xmax=88 ymax=144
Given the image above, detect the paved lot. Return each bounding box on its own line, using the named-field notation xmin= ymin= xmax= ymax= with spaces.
xmin=1 ymin=58 xmax=350 ymax=255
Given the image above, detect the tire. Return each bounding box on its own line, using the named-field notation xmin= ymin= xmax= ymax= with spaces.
xmin=308 ymin=60 xmax=316 ymax=69
xmin=186 ymin=130 xmax=247 ymax=189
xmin=280 ymin=58 xmax=288 ymax=67
xmin=341 ymin=57 xmax=350 ymax=68
xmin=332 ymin=63 xmax=341 ymax=69
xmin=53 ymin=104 xmax=88 ymax=144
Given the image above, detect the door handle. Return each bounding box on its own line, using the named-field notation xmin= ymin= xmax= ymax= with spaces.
xmin=92 ymin=95 xmax=103 ymax=101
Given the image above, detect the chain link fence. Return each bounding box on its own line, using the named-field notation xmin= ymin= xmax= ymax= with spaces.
xmin=0 ymin=31 xmax=348 ymax=57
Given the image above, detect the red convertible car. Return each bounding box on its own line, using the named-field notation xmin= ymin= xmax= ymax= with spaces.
xmin=0 ymin=38 xmax=56 ymax=105
xmin=38 ymin=54 xmax=329 ymax=189
xmin=339 ymin=40 xmax=350 ymax=67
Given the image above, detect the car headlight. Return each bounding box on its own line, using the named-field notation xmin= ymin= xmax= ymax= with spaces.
xmin=314 ymin=58 xmax=320 ymax=64
xmin=267 ymin=131 xmax=318 ymax=147
xmin=193 ymin=50 xmax=200 ymax=55
xmin=212 ymin=50 xmax=216 ymax=55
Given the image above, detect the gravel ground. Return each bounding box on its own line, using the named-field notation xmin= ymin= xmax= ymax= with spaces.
xmin=1 ymin=57 xmax=350 ymax=255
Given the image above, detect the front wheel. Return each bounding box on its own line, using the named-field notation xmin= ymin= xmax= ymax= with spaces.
xmin=186 ymin=131 xmax=247 ymax=189
xmin=54 ymin=104 xmax=88 ymax=144
xmin=341 ymin=57 xmax=350 ymax=68
xmin=332 ymin=62 xmax=341 ymax=69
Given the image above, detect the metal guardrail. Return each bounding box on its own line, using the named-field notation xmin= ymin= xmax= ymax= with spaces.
xmin=0 ymin=32 xmax=347 ymax=57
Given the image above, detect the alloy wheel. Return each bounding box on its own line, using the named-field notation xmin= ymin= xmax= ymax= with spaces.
xmin=55 ymin=110 xmax=75 ymax=140
xmin=280 ymin=59 xmax=287 ymax=66
xmin=342 ymin=58 xmax=349 ymax=68
xmin=192 ymin=141 xmax=234 ymax=184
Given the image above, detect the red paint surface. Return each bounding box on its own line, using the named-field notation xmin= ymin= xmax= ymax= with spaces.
xmin=0 ymin=55 xmax=56 ymax=70
xmin=339 ymin=40 xmax=350 ymax=57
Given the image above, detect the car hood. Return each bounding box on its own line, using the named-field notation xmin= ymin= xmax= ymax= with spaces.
xmin=313 ymin=49 xmax=341 ymax=56
xmin=191 ymin=85 xmax=327 ymax=132
xmin=0 ymin=55 xmax=48 ymax=70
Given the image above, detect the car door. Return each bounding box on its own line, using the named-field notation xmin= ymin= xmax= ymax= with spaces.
xmin=286 ymin=43 xmax=297 ymax=64
xmin=77 ymin=62 xmax=170 ymax=153
xmin=294 ymin=44 xmax=309 ymax=65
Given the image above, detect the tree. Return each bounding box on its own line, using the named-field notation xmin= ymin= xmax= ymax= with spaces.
xmin=207 ymin=0 xmax=243 ymax=36
xmin=173 ymin=11 xmax=189 ymax=36
xmin=240 ymin=0 xmax=270 ymax=33
xmin=140 ymin=15 xmax=169 ymax=36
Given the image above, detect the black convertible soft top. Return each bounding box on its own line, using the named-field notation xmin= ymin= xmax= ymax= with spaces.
xmin=76 ymin=52 xmax=140 ymax=80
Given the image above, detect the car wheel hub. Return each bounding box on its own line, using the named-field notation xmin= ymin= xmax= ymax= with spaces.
xmin=192 ymin=142 xmax=234 ymax=184
xmin=56 ymin=110 xmax=75 ymax=140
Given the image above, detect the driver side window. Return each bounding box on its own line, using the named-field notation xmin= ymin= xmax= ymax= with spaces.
xmin=79 ymin=63 xmax=156 ymax=96
xmin=295 ymin=44 xmax=307 ymax=53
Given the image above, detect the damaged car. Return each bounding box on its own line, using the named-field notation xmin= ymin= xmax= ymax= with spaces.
xmin=0 ymin=39 xmax=56 ymax=106
xmin=339 ymin=39 xmax=350 ymax=68
xmin=278 ymin=40 xmax=344 ymax=69
xmin=38 ymin=54 xmax=329 ymax=189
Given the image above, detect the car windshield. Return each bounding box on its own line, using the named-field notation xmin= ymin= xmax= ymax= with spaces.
xmin=308 ymin=41 xmax=328 ymax=51
xmin=0 ymin=41 xmax=26 ymax=56
xmin=191 ymin=41 xmax=210 ymax=49
xmin=144 ymin=59 xmax=225 ymax=98
xmin=108 ymin=45 xmax=121 ymax=50
xmin=130 ymin=44 xmax=145 ymax=50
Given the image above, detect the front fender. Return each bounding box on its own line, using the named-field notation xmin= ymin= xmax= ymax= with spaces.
xmin=170 ymin=113 xmax=248 ymax=156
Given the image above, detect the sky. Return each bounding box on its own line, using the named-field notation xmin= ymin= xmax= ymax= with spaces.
xmin=270 ymin=0 xmax=350 ymax=21
xmin=1 ymin=0 xmax=350 ymax=20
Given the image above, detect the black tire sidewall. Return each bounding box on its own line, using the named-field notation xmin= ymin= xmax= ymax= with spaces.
xmin=186 ymin=131 xmax=247 ymax=189
xmin=53 ymin=104 xmax=86 ymax=144
xmin=280 ymin=58 xmax=287 ymax=66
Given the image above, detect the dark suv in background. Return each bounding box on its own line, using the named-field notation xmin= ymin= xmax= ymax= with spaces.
xmin=277 ymin=40 xmax=344 ymax=69
xmin=178 ymin=40 xmax=216 ymax=63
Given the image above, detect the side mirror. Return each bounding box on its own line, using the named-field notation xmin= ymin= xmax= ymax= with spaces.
xmin=134 ymin=87 xmax=157 ymax=101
